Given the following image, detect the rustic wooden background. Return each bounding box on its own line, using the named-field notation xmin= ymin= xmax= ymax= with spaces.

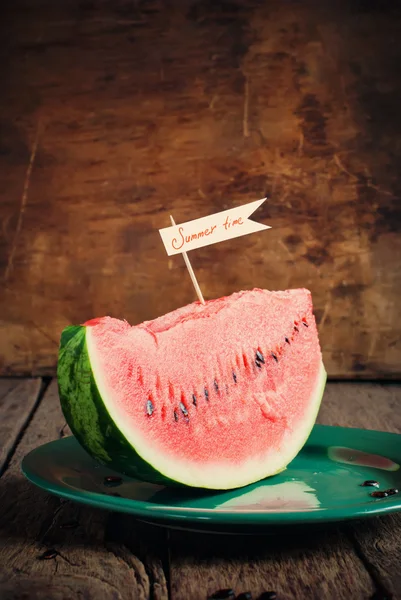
xmin=0 ymin=0 xmax=400 ymax=378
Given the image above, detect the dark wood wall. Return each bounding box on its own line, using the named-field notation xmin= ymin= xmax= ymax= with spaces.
xmin=0 ymin=0 xmax=400 ymax=377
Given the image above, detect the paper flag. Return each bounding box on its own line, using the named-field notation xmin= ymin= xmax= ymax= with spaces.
xmin=159 ymin=198 xmax=270 ymax=256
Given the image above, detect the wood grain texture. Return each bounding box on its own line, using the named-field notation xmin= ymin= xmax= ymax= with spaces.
xmin=0 ymin=378 xmax=41 ymax=474
xmin=0 ymin=378 xmax=26 ymax=400
xmin=0 ymin=0 xmax=400 ymax=377
xmin=319 ymin=383 xmax=401 ymax=600
xmin=169 ymin=522 xmax=375 ymax=600
xmin=318 ymin=382 xmax=401 ymax=433
xmin=0 ymin=572 xmax=129 ymax=600
xmin=0 ymin=380 xmax=168 ymax=600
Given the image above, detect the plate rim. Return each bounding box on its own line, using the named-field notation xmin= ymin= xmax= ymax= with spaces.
xmin=21 ymin=424 xmax=401 ymax=526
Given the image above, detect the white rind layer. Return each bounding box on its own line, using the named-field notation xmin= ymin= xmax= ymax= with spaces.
xmin=87 ymin=327 xmax=326 ymax=489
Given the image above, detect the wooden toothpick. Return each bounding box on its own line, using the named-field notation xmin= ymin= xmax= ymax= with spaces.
xmin=170 ymin=215 xmax=205 ymax=305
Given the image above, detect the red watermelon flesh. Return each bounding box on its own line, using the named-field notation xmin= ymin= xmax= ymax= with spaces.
xmin=58 ymin=288 xmax=326 ymax=490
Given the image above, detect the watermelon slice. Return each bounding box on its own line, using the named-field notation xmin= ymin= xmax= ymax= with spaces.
xmin=57 ymin=288 xmax=326 ymax=490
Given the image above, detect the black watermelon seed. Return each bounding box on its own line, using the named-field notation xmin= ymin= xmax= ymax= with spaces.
xmin=285 ymin=337 xmax=290 ymax=344
xmin=303 ymin=321 xmax=308 ymax=327
xmin=361 ymin=480 xmax=379 ymax=488
xmin=179 ymin=402 xmax=188 ymax=416
xmin=146 ymin=399 xmax=154 ymax=416
xmin=256 ymin=360 xmax=262 ymax=368
xmin=271 ymin=352 xmax=278 ymax=362
xmin=192 ymin=393 xmax=197 ymax=406
xmin=60 ymin=520 xmax=79 ymax=530
xmin=370 ymin=491 xmax=389 ymax=498
xmin=204 ymin=387 xmax=209 ymax=400
xmin=256 ymin=350 xmax=265 ymax=364
xmin=104 ymin=476 xmax=122 ymax=487
xmin=294 ymin=325 xmax=299 ymax=332
xmin=236 ymin=593 xmax=253 ymax=600
xmin=38 ymin=549 xmax=59 ymax=560
xmin=259 ymin=593 xmax=277 ymax=600
xmin=174 ymin=410 xmax=179 ymax=422
xmin=209 ymin=589 xmax=235 ymax=599
xmin=233 ymin=371 xmax=237 ymax=383
xmin=214 ymin=379 xmax=219 ymax=392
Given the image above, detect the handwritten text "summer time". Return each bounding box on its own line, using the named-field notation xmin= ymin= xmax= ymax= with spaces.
xmin=159 ymin=198 xmax=270 ymax=256
xmin=172 ymin=215 xmax=244 ymax=251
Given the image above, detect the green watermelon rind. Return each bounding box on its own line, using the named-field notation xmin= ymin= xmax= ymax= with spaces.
xmin=57 ymin=325 xmax=175 ymax=486
xmin=57 ymin=325 xmax=327 ymax=490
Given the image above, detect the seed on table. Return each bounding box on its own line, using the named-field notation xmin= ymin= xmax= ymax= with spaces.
xmin=208 ymin=589 xmax=236 ymax=599
xmin=104 ymin=475 xmax=122 ymax=487
xmin=38 ymin=549 xmax=59 ymax=560
xmin=258 ymin=592 xmax=277 ymax=600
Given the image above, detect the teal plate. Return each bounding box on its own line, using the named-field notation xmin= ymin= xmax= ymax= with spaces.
xmin=21 ymin=425 xmax=401 ymax=532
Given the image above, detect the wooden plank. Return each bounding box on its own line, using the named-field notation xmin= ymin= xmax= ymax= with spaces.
xmin=0 ymin=378 xmax=42 ymax=474
xmin=170 ymin=524 xmax=375 ymax=600
xmin=0 ymin=380 xmax=168 ymax=600
xmin=0 ymin=0 xmax=401 ymax=377
xmin=171 ymin=527 xmax=374 ymax=600
xmin=0 ymin=573 xmax=129 ymax=600
xmin=0 ymin=378 xmax=24 ymax=400
xmin=319 ymin=383 xmax=401 ymax=599
xmin=317 ymin=382 xmax=401 ymax=433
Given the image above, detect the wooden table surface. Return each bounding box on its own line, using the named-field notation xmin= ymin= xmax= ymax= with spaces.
xmin=0 ymin=378 xmax=400 ymax=599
